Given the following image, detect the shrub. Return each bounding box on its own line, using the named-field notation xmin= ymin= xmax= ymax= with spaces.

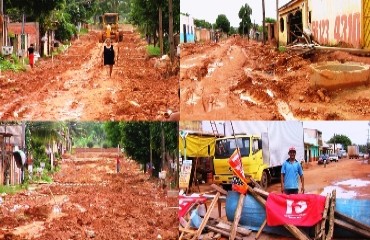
xmin=87 ymin=142 xmax=94 ymax=148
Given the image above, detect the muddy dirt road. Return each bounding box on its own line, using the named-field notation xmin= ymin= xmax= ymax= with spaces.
xmin=267 ymin=157 xmax=370 ymax=198
xmin=0 ymin=27 xmax=178 ymax=121
xmin=180 ymin=37 xmax=370 ymax=120
xmin=0 ymin=150 xmax=178 ymax=239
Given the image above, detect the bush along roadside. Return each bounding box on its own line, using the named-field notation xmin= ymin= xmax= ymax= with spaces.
xmin=0 ymin=54 xmax=26 ymax=72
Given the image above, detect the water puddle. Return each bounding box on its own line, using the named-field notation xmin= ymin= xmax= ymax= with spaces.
xmin=320 ymin=186 xmax=357 ymax=199
xmin=186 ymin=93 xmax=201 ymax=105
xmin=335 ymin=179 xmax=370 ymax=187
xmin=206 ymin=60 xmax=224 ymax=77
xmin=240 ymin=94 xmax=259 ymax=105
xmin=276 ymin=100 xmax=296 ymax=120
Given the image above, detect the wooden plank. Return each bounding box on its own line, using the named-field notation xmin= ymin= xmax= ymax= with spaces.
xmin=325 ymin=190 xmax=336 ymax=240
xmin=210 ymin=184 xmax=226 ymax=218
xmin=193 ymin=192 xmax=220 ymax=240
xmin=215 ymin=222 xmax=252 ymax=236
xmin=179 ymin=227 xmax=197 ymax=235
xmin=335 ymin=210 xmax=370 ymax=233
xmin=319 ymin=193 xmax=331 ymax=240
xmin=210 ymin=184 xmax=228 ymax=195
xmin=334 ymin=219 xmax=370 ymax=238
xmin=252 ymin=188 xmax=269 ymax=198
xmin=255 ymin=219 xmax=267 ymax=239
xmin=206 ymin=226 xmax=243 ymax=240
xmin=179 ymin=205 xmax=199 ymax=240
xmin=229 ymin=194 xmax=245 ymax=240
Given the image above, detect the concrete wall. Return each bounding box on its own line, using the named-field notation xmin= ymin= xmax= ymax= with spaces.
xmin=180 ymin=14 xmax=195 ymax=43
xmin=309 ymin=0 xmax=362 ymax=47
xmin=195 ymin=28 xmax=211 ymax=42
xmin=279 ymin=0 xmax=363 ymax=48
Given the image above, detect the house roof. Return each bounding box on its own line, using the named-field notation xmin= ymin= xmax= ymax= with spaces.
xmin=278 ymin=0 xmax=302 ymax=11
xmin=8 ymin=23 xmax=37 ymax=35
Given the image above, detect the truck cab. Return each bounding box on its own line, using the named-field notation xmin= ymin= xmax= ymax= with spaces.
xmin=213 ymin=134 xmax=269 ymax=188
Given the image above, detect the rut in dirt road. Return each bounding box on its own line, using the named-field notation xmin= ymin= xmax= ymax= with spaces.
xmin=0 ymin=151 xmax=178 ymax=240
xmin=0 ymin=28 xmax=178 ymax=121
xmin=180 ymin=36 xmax=370 ymax=120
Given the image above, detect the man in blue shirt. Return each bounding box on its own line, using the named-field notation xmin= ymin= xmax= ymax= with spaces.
xmin=281 ymin=147 xmax=305 ymax=194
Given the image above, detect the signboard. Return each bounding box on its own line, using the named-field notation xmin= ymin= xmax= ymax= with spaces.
xmin=179 ymin=159 xmax=192 ymax=189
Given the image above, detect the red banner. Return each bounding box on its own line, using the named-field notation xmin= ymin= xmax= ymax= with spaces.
xmin=266 ymin=193 xmax=326 ymax=226
xmin=178 ymin=196 xmax=207 ymax=218
xmin=228 ymin=149 xmax=248 ymax=194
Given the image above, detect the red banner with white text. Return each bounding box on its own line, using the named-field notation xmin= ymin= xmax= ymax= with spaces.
xmin=266 ymin=193 xmax=326 ymax=226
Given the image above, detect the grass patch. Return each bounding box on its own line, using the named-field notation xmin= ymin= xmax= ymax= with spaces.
xmin=278 ymin=46 xmax=287 ymax=52
xmin=147 ymin=45 xmax=161 ymax=56
xmin=0 ymin=184 xmax=27 ymax=195
xmin=79 ymin=28 xmax=89 ymax=35
xmin=0 ymin=54 xmax=26 ymax=72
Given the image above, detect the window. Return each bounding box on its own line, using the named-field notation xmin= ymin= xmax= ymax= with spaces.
xmin=215 ymin=137 xmax=250 ymax=158
xmin=280 ymin=17 xmax=285 ymax=32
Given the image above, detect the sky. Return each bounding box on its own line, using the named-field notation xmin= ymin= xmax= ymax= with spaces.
xmin=303 ymin=121 xmax=370 ymax=145
xmin=181 ymin=0 xmax=291 ymax=28
xmin=202 ymin=121 xmax=370 ymax=146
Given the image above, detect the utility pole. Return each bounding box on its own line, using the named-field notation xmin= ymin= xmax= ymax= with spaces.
xmin=276 ymin=0 xmax=279 ymax=48
xmin=262 ymin=0 xmax=266 ymax=45
xmin=168 ymin=0 xmax=174 ymax=62
xmin=158 ymin=4 xmax=163 ymax=55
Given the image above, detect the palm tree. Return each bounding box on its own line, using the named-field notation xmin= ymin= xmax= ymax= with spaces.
xmin=27 ymin=121 xmax=67 ymax=170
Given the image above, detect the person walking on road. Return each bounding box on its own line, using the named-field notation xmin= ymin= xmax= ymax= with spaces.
xmin=281 ymin=146 xmax=304 ymax=195
xmin=116 ymin=155 xmax=121 ymax=173
xmin=27 ymin=44 xmax=35 ymax=68
xmin=102 ymin=38 xmax=116 ymax=77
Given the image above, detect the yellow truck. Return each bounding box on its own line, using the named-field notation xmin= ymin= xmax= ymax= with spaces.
xmin=211 ymin=121 xmax=304 ymax=189
xmin=100 ymin=13 xmax=123 ymax=43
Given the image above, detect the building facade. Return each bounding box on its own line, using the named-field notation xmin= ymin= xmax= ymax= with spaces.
xmin=278 ymin=0 xmax=370 ymax=49
xmin=304 ymin=128 xmax=323 ymax=162
xmin=180 ymin=14 xmax=195 ymax=43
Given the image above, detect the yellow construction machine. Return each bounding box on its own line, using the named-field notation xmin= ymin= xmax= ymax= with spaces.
xmin=100 ymin=13 xmax=123 ymax=43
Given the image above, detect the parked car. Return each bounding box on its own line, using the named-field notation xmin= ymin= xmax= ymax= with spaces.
xmin=328 ymin=154 xmax=339 ymax=162
xmin=318 ymin=154 xmax=329 ymax=164
xmin=359 ymin=152 xmax=364 ymax=158
xmin=364 ymin=153 xmax=369 ymax=159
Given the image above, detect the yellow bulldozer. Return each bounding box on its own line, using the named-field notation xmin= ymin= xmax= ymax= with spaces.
xmin=99 ymin=13 xmax=123 ymax=43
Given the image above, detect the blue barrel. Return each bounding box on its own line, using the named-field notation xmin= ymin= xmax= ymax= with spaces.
xmin=225 ymin=191 xmax=302 ymax=237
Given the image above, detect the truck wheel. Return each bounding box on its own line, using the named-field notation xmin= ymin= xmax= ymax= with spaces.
xmin=260 ymin=171 xmax=269 ymax=190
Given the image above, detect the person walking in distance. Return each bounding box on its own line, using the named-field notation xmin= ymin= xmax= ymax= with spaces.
xmin=116 ymin=155 xmax=121 ymax=173
xmin=102 ymin=38 xmax=116 ymax=77
xmin=27 ymin=44 xmax=35 ymax=68
xmin=281 ymin=146 xmax=304 ymax=195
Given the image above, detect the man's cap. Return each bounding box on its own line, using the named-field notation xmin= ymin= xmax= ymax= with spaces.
xmin=288 ymin=146 xmax=296 ymax=152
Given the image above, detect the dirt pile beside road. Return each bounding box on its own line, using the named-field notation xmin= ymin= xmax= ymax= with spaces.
xmin=0 ymin=150 xmax=178 ymax=239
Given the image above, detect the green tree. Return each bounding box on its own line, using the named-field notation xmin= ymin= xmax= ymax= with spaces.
xmin=215 ymin=14 xmax=230 ymax=33
xmin=129 ymin=0 xmax=180 ymax=48
xmin=194 ymin=19 xmax=212 ymax=29
xmin=328 ymin=134 xmax=352 ymax=151
xmin=27 ymin=121 xmax=66 ymax=170
xmin=104 ymin=121 xmax=177 ymax=177
xmin=238 ymin=3 xmax=252 ymax=36
xmin=265 ymin=17 xmax=276 ymax=23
